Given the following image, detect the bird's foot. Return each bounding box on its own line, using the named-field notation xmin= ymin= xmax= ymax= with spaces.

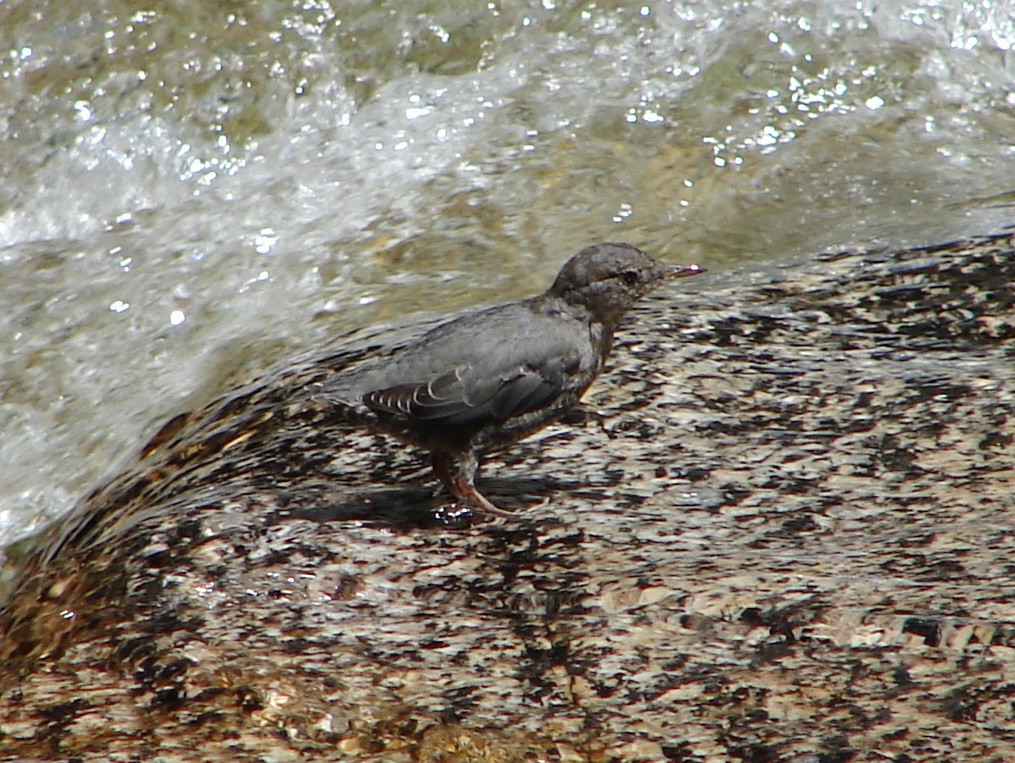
xmin=432 ymin=492 xmax=527 ymax=526
xmin=461 ymin=485 xmax=525 ymax=517
xmin=531 ymin=495 xmax=552 ymax=511
xmin=432 ymin=452 xmax=516 ymax=518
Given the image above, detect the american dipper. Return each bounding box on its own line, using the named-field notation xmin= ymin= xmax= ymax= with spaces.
xmin=313 ymin=243 xmax=703 ymax=515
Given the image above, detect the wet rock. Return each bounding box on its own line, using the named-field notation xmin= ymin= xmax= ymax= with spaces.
xmin=1 ymin=233 xmax=1013 ymax=761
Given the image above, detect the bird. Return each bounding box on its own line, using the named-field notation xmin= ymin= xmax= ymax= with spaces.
xmin=311 ymin=243 xmax=704 ymax=516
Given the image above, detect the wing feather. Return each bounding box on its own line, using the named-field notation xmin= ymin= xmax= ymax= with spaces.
xmin=330 ymin=303 xmax=593 ymax=430
xmin=362 ymin=360 xmax=568 ymax=428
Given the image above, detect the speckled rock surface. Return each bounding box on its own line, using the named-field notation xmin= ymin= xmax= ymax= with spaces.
xmin=1 ymin=233 xmax=1013 ymax=762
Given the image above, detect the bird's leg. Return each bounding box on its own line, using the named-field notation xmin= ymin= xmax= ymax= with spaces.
xmin=431 ymin=451 xmax=514 ymax=517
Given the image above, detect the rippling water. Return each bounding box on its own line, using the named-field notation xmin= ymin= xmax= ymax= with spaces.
xmin=1 ymin=0 xmax=1013 ymax=546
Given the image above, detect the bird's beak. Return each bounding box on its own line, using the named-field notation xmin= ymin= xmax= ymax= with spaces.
xmin=663 ymin=263 xmax=706 ymax=279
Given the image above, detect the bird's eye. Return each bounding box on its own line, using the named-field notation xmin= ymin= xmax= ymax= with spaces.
xmin=620 ymin=270 xmax=639 ymax=285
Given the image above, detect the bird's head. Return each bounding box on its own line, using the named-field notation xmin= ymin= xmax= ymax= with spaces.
xmin=548 ymin=243 xmax=703 ymax=326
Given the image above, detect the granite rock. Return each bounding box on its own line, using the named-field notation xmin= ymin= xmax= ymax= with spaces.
xmin=1 ymin=233 xmax=1013 ymax=762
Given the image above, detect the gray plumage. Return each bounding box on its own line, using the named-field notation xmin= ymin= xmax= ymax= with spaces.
xmin=312 ymin=242 xmax=703 ymax=515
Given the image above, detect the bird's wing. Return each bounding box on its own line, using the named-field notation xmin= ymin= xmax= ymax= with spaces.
xmin=315 ymin=302 xmax=595 ymax=428
xmin=361 ymin=357 xmax=571 ymax=428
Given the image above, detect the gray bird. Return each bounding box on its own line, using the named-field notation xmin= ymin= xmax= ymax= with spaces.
xmin=313 ymin=243 xmax=703 ymax=515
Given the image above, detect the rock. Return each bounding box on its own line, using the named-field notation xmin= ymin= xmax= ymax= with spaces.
xmin=1 ymin=232 xmax=1013 ymax=762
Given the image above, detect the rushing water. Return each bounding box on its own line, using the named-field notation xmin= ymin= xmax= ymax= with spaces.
xmin=0 ymin=0 xmax=1013 ymax=547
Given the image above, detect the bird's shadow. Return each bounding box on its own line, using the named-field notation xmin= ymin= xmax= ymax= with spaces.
xmin=284 ymin=474 xmax=582 ymax=531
